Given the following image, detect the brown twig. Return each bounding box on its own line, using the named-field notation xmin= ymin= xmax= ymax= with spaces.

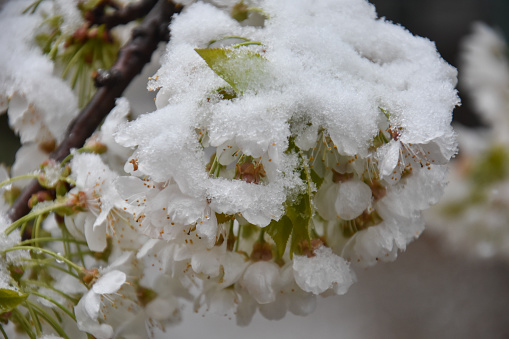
xmin=8 ymin=0 xmax=182 ymax=222
xmin=86 ymin=0 xmax=159 ymax=30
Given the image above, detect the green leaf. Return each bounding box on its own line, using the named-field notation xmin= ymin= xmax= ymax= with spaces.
xmin=379 ymin=107 xmax=391 ymax=119
xmin=195 ymin=48 xmax=266 ymax=94
xmin=265 ymin=215 xmax=293 ymax=258
xmin=217 ymin=87 xmax=237 ymax=100
xmin=266 ymin=173 xmax=313 ymax=259
xmin=288 ymin=192 xmax=312 ymax=258
xmin=310 ymin=168 xmax=324 ymax=190
xmin=288 ymin=153 xmax=315 ymax=257
xmin=0 ymin=288 xmax=28 ymax=313
xmin=79 ymin=0 xmax=102 ymax=12
xmin=241 ymin=223 xmax=259 ymax=239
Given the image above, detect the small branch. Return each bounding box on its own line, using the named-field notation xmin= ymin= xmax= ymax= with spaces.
xmin=7 ymin=0 xmax=183 ymax=223
xmin=93 ymin=68 xmax=122 ymax=87
xmin=86 ymin=0 xmax=159 ymax=30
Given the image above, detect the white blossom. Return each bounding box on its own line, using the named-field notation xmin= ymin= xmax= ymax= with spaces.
xmin=425 ymin=23 xmax=509 ymax=261
xmin=65 ymin=153 xmax=122 ymax=252
xmin=293 ymin=246 xmax=355 ymax=295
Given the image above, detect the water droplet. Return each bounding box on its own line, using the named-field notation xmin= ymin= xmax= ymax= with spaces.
xmin=56 ymin=252 xmax=64 ymax=264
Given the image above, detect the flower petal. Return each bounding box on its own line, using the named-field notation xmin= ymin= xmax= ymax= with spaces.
xmin=92 ymin=270 xmax=126 ymax=295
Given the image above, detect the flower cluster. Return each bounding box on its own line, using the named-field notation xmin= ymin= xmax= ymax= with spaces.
xmin=426 ymin=23 xmax=509 ymax=259
xmin=0 ymin=0 xmax=458 ymax=338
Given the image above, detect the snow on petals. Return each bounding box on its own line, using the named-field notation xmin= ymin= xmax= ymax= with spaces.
xmin=293 ymin=246 xmax=356 ymax=295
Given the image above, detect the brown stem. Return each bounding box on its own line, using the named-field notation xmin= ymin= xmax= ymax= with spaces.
xmin=7 ymin=0 xmax=183 ymax=222
xmin=86 ymin=0 xmax=159 ymax=30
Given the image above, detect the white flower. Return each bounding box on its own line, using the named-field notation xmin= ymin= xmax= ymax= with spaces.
xmin=65 ymin=153 xmax=122 ymax=252
xmin=115 ymin=176 xmax=218 ymax=246
xmin=114 ymin=274 xmax=189 ymax=338
xmin=93 ymin=97 xmax=133 ymax=172
xmin=11 ymin=143 xmax=51 ymax=179
xmin=293 ymin=246 xmax=355 ymax=295
xmin=461 ymin=22 xmax=509 ymax=141
xmin=240 ymin=261 xmax=280 ymax=304
xmin=376 ymin=135 xmax=455 ymax=185
xmin=315 ymin=176 xmax=372 ymax=221
xmin=342 ymin=165 xmax=448 ymax=267
xmin=75 ymin=270 xmax=127 ymax=339
xmin=0 ymin=1 xmax=78 ymax=145
xmin=257 ymin=264 xmax=317 ymax=321
xmin=192 ymin=249 xmax=249 ymax=318
xmin=1 ymin=213 xmax=29 ymax=263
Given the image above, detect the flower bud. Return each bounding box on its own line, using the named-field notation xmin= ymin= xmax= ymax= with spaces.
xmin=251 ymin=241 xmax=273 ymax=261
xmin=28 ymin=190 xmax=54 ymax=209
xmin=231 ymin=1 xmax=249 ymax=22
xmin=38 ymin=138 xmax=56 ymax=153
xmin=72 ymin=24 xmax=89 ymax=43
xmin=0 ymin=312 xmax=12 ymax=325
xmin=3 ymin=186 xmax=21 ymax=206
xmin=83 ymin=139 xmax=108 ymax=154
xmin=8 ymin=265 xmax=24 ymax=284
xmin=80 ymin=268 xmax=99 ymax=287
xmin=88 ymin=27 xmax=98 ymax=40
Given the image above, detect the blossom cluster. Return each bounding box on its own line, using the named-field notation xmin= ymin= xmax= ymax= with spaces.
xmin=0 ymin=0 xmax=458 ymax=338
xmin=426 ymin=23 xmax=509 ymax=259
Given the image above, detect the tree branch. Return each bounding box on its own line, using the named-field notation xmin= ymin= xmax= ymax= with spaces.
xmin=7 ymin=0 xmax=182 ymax=223
xmin=86 ymin=0 xmax=160 ymax=30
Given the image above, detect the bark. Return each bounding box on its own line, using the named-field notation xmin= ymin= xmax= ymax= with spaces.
xmin=86 ymin=0 xmax=159 ymax=30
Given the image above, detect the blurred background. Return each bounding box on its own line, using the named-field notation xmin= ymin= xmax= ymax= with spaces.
xmin=2 ymin=0 xmax=509 ymax=338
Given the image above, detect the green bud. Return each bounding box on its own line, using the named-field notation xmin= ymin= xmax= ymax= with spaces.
xmin=83 ymin=139 xmax=108 ymax=154
xmin=55 ymin=180 xmax=69 ymax=197
xmin=61 ymin=165 xmax=71 ymax=178
xmin=28 ymin=190 xmax=54 ymax=209
xmin=231 ymin=1 xmax=249 ymax=22
xmin=8 ymin=265 xmax=24 ymax=284
xmin=3 ymin=186 xmax=21 ymax=206
xmin=56 ymin=192 xmax=88 ymax=216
